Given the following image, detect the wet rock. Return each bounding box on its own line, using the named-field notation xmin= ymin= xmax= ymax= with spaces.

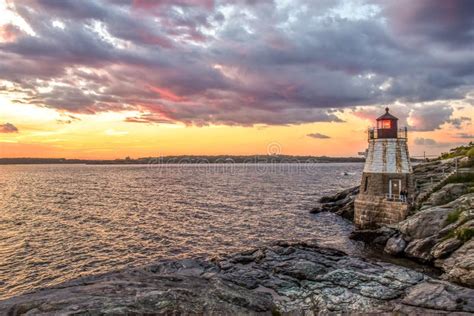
xmin=1 ymin=242 xmax=474 ymax=314
xmin=384 ymin=235 xmax=407 ymax=256
xmin=311 ymin=186 xmax=359 ymax=220
xmin=441 ymin=240 xmax=474 ymax=287
xmin=319 ymin=186 xmax=359 ymax=204
xmin=350 ymin=227 xmax=397 ymax=246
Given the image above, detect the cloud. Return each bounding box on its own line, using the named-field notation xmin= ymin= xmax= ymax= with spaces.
xmin=414 ymin=137 xmax=466 ymax=149
xmin=381 ymin=0 xmax=474 ymax=47
xmin=353 ymin=103 xmax=458 ymax=132
xmin=408 ymin=103 xmax=454 ymax=131
xmin=446 ymin=116 xmax=472 ymax=129
xmin=0 ymin=24 xmax=23 ymax=42
xmin=307 ymin=133 xmax=331 ymax=139
xmin=0 ymin=0 xmax=473 ymax=126
xmin=0 ymin=123 xmax=19 ymax=133
xmin=456 ymin=133 xmax=474 ymax=139
xmin=414 ymin=137 xmax=438 ymax=146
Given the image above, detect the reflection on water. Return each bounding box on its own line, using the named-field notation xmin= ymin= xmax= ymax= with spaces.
xmin=0 ymin=163 xmax=362 ymax=299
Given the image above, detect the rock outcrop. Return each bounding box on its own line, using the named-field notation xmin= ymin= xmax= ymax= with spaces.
xmin=310 ymin=186 xmax=359 ymax=220
xmin=351 ymin=191 xmax=474 ymax=287
xmin=425 ymin=183 xmax=469 ymax=207
xmin=441 ymin=240 xmax=474 ymax=286
xmin=1 ymin=242 xmax=474 ymax=315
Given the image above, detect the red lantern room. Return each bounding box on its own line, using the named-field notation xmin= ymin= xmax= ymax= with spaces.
xmin=376 ymin=107 xmax=398 ymax=138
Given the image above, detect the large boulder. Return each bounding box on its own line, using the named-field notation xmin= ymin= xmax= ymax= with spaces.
xmin=400 ymin=280 xmax=474 ymax=313
xmin=441 ymin=240 xmax=474 ymax=287
xmin=426 ymin=183 xmax=469 ymax=206
xmin=384 ymin=235 xmax=407 ymax=256
xmin=398 ymin=206 xmax=451 ymax=240
xmin=404 ymin=236 xmax=437 ymax=263
xmin=431 ymin=238 xmax=463 ymax=259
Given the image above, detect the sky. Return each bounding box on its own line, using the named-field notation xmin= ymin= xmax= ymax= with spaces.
xmin=0 ymin=0 xmax=472 ymax=159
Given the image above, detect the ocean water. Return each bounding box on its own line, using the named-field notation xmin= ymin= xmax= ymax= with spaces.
xmin=0 ymin=163 xmax=363 ymax=300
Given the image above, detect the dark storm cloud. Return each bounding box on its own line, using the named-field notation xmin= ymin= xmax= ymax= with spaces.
xmin=382 ymin=0 xmax=474 ymax=47
xmin=1 ymin=0 xmax=473 ymax=126
xmin=0 ymin=123 xmax=19 ymax=133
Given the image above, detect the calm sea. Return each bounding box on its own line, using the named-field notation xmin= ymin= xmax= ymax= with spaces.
xmin=0 ymin=163 xmax=363 ymax=299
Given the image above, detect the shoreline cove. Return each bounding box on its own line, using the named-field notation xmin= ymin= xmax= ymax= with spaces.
xmin=1 ymin=241 xmax=473 ymax=314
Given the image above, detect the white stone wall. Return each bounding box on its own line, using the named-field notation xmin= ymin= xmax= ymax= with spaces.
xmin=363 ymin=139 xmax=412 ymax=174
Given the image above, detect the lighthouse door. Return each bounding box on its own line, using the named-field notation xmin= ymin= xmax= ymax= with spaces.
xmin=389 ymin=179 xmax=401 ymax=199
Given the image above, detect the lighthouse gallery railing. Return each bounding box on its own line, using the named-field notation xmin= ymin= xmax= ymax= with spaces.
xmin=368 ymin=127 xmax=407 ymax=140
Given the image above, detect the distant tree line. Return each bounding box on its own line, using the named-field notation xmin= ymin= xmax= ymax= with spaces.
xmin=0 ymin=155 xmax=367 ymax=165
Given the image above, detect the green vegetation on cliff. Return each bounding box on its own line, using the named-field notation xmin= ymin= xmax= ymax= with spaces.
xmin=440 ymin=142 xmax=474 ymax=160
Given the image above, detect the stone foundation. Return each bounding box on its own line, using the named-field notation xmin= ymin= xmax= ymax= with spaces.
xmin=354 ymin=195 xmax=409 ymax=229
xmin=360 ymin=172 xmax=413 ymax=197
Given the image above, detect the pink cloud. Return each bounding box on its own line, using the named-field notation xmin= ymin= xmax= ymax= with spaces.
xmin=148 ymin=85 xmax=186 ymax=102
xmin=0 ymin=24 xmax=22 ymax=42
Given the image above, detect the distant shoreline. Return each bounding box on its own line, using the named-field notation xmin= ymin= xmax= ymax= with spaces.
xmin=0 ymin=155 xmax=372 ymax=165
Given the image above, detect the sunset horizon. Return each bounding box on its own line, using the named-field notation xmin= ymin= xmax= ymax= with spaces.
xmin=0 ymin=0 xmax=472 ymax=159
xmin=1 ymin=1 xmax=474 ymax=313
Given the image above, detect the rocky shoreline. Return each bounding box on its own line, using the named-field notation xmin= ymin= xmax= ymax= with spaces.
xmin=312 ymin=156 xmax=474 ymax=290
xmin=1 ymin=241 xmax=474 ymax=315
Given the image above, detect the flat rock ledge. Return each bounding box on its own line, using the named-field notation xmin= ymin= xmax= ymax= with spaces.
xmin=1 ymin=242 xmax=474 ymax=315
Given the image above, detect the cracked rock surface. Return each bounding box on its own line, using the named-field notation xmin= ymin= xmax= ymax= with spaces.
xmin=1 ymin=241 xmax=473 ymax=315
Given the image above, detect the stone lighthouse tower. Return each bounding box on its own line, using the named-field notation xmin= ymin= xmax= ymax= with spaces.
xmin=354 ymin=107 xmax=413 ymax=229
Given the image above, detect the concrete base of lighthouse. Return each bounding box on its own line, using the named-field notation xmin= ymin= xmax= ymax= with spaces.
xmin=354 ymin=195 xmax=409 ymax=229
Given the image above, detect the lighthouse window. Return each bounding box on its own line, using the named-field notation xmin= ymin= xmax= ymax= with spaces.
xmin=364 ymin=176 xmax=369 ymax=192
xmin=381 ymin=120 xmax=391 ymax=129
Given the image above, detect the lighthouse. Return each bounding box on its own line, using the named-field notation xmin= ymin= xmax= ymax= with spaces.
xmin=354 ymin=107 xmax=413 ymax=229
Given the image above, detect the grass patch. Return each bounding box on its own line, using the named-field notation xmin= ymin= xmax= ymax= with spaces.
xmin=456 ymin=228 xmax=474 ymax=243
xmin=271 ymin=308 xmax=282 ymax=316
xmin=445 ymin=209 xmax=462 ymax=225
xmin=442 ymin=227 xmax=474 ymax=243
xmin=441 ymin=228 xmax=456 ymax=241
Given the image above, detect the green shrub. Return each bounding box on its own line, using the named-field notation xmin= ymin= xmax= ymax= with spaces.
xmin=467 ymin=147 xmax=474 ymax=158
xmin=456 ymin=228 xmax=474 ymax=242
xmin=445 ymin=209 xmax=462 ymax=225
xmin=440 ymin=143 xmax=474 ymax=160
xmin=445 ymin=173 xmax=474 ymax=184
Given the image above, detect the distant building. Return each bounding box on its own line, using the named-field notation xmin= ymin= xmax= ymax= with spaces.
xmin=354 ymin=108 xmax=413 ymax=229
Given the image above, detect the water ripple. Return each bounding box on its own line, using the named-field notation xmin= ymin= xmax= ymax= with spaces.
xmin=0 ymin=163 xmax=362 ymax=299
